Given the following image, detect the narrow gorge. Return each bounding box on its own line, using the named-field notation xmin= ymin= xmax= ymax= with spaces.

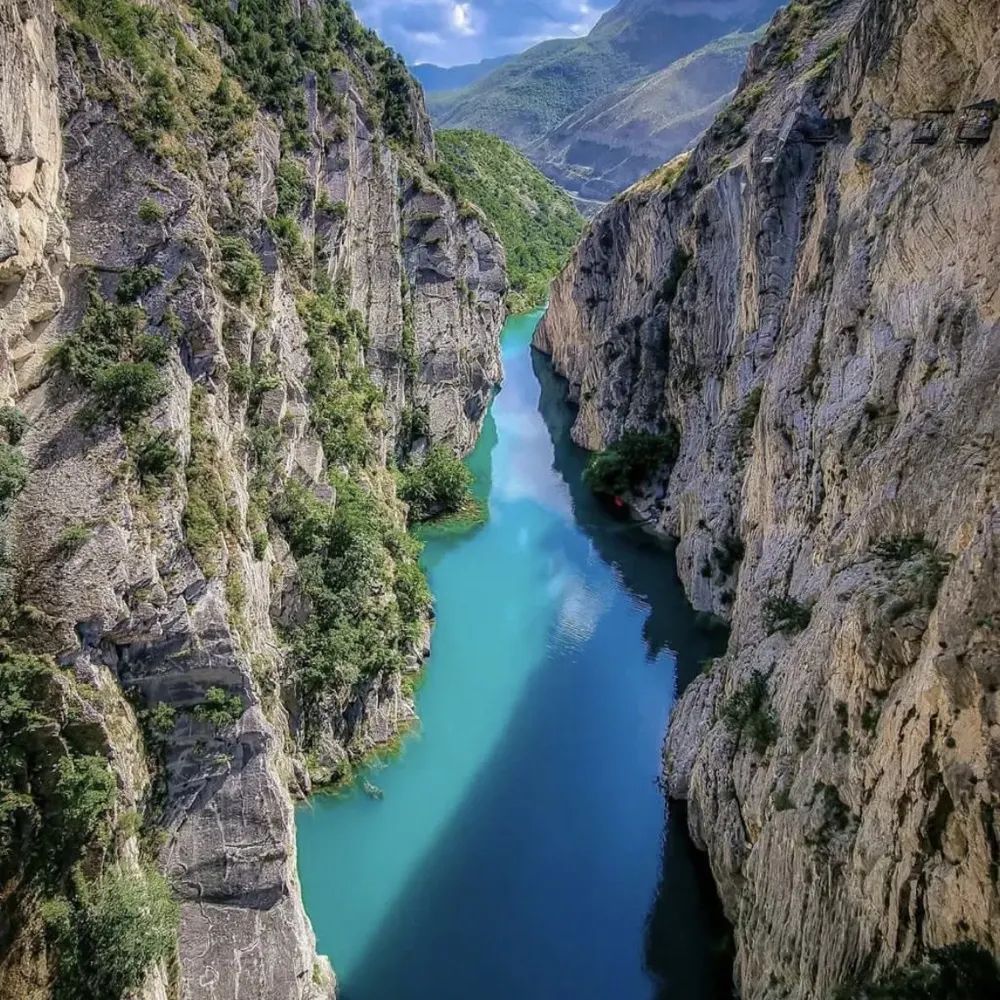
xmin=536 ymin=0 xmax=1000 ymax=996
xmin=3 ymin=0 xmax=1000 ymax=997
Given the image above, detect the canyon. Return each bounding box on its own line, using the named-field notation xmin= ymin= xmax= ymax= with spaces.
xmin=3 ymin=0 xmax=1000 ymax=996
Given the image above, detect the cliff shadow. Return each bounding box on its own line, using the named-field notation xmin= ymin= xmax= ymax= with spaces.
xmin=532 ymin=344 xmax=734 ymax=999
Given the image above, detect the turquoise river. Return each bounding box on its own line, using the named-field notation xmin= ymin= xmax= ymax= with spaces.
xmin=297 ymin=310 xmax=730 ymax=999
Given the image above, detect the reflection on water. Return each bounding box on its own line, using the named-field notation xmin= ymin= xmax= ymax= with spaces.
xmin=531 ymin=340 xmax=734 ymax=999
xmin=296 ymin=311 xmax=731 ymax=999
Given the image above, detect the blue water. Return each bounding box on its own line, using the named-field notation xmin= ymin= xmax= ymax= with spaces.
xmin=296 ymin=310 xmax=730 ymax=999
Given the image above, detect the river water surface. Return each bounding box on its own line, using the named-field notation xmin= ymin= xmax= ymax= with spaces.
xmin=297 ymin=310 xmax=730 ymax=999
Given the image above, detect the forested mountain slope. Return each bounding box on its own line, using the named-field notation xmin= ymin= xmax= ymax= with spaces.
xmin=428 ymin=0 xmax=779 ymax=149
xmin=435 ymin=130 xmax=584 ymax=311
xmin=527 ymin=29 xmax=761 ymax=202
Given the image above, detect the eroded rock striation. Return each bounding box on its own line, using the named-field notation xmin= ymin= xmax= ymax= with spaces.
xmin=0 ymin=0 xmax=505 ymax=997
xmin=536 ymin=0 xmax=1000 ymax=995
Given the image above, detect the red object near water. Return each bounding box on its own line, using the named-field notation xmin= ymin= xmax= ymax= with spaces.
xmin=613 ymin=496 xmax=625 ymax=509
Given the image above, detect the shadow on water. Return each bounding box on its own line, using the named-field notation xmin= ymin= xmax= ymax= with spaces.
xmin=337 ymin=324 xmax=733 ymax=1000
xmin=530 ymin=346 xmax=734 ymax=999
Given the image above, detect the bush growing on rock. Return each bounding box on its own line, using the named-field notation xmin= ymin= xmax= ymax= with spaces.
xmin=50 ymin=280 xmax=170 ymax=427
xmin=835 ymin=942 xmax=1000 ymax=999
xmin=183 ymin=388 xmax=234 ymax=578
xmin=116 ymin=265 xmax=163 ymax=305
xmin=132 ymin=430 xmax=179 ymax=485
xmin=721 ymin=672 xmax=778 ymax=752
xmin=44 ymin=865 xmax=178 ymax=1000
xmin=763 ymin=595 xmax=811 ymax=635
xmin=56 ymin=524 xmax=92 ymax=555
xmin=738 ymin=386 xmax=762 ymax=434
xmin=50 ymin=754 xmax=116 ymax=854
xmin=276 ymin=157 xmax=309 ymax=216
xmin=584 ymin=430 xmax=678 ymax=497
xmin=872 ymin=534 xmax=953 ymax=617
xmin=91 ymin=362 xmax=166 ymax=426
xmin=218 ymin=237 xmax=263 ymax=303
xmin=712 ymin=534 xmax=745 ymax=576
xmin=194 ymin=687 xmax=245 ymax=730
xmin=0 ymin=406 xmax=29 ymax=444
xmin=0 ymin=444 xmax=28 ymax=514
xmin=398 ymin=446 xmax=474 ymax=521
xmin=137 ymin=198 xmax=165 ymax=223
xmin=272 ymin=477 xmax=430 ymax=727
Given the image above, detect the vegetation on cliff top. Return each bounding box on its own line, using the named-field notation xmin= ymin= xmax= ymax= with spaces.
xmin=435 ymin=130 xmax=584 ymax=312
xmin=60 ymin=0 xmax=423 ymax=174
xmin=189 ymin=0 xmax=421 ymax=150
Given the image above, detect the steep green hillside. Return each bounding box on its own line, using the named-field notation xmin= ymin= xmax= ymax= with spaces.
xmin=428 ymin=0 xmax=780 ymax=147
xmin=436 ymin=130 xmax=584 ymax=312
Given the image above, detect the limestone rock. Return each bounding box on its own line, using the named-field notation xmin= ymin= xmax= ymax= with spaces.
xmin=0 ymin=0 xmax=506 ymax=996
xmin=537 ymin=0 xmax=1000 ymax=994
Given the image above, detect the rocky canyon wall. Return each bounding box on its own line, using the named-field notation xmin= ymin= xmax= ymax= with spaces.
xmin=536 ymin=0 xmax=1000 ymax=995
xmin=0 ymin=1 xmax=505 ymax=997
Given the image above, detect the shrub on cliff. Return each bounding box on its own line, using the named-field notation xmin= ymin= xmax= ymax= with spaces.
xmin=272 ymin=477 xmax=430 ymax=719
xmin=836 ymin=942 xmax=1000 ymax=999
xmin=398 ymin=446 xmax=474 ymax=521
xmin=193 ymin=687 xmax=245 ymax=730
xmin=763 ymin=595 xmax=811 ymax=635
xmin=44 ymin=866 xmax=178 ymax=1000
xmin=218 ymin=237 xmax=263 ymax=303
xmin=91 ymin=362 xmax=166 ymax=426
xmin=49 ymin=279 xmax=169 ymax=427
xmin=721 ymin=672 xmax=778 ymax=753
xmin=0 ymin=406 xmax=29 ymax=444
xmin=872 ymin=534 xmax=953 ymax=616
xmin=0 ymin=444 xmax=28 ymax=514
xmin=584 ymin=430 xmax=678 ymax=497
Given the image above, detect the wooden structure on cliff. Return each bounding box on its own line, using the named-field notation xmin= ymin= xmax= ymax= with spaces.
xmin=956 ymin=100 xmax=999 ymax=144
xmin=911 ymin=109 xmax=952 ymax=145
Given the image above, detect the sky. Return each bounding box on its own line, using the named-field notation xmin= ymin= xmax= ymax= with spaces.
xmin=352 ymin=0 xmax=611 ymax=67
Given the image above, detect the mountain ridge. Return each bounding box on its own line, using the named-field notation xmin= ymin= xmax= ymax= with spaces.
xmin=427 ymin=0 xmax=780 ymax=147
xmin=411 ymin=54 xmax=515 ymax=93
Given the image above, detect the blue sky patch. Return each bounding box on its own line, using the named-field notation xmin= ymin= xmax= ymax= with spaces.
xmin=354 ymin=0 xmax=610 ymax=67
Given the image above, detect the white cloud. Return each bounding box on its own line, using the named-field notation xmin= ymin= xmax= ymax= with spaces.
xmin=451 ymin=2 xmax=476 ymax=36
xmin=354 ymin=0 xmax=612 ymax=67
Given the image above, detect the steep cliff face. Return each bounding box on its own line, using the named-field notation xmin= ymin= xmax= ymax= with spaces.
xmin=536 ymin=0 xmax=1000 ymax=995
xmin=0 ymin=1 xmax=505 ymax=997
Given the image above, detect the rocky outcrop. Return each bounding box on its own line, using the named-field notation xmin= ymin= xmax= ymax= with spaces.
xmin=0 ymin=0 xmax=505 ymax=997
xmin=322 ymin=69 xmax=504 ymax=456
xmin=536 ymin=0 xmax=1000 ymax=995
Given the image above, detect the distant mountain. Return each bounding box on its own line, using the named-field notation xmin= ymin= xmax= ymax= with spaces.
xmin=411 ymin=55 xmax=515 ymax=94
xmin=435 ymin=130 xmax=584 ymax=312
xmin=529 ymin=29 xmax=762 ymax=203
xmin=428 ymin=0 xmax=781 ymax=149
